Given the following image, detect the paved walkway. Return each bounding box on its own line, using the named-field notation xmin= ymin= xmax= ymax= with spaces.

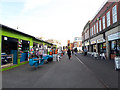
xmin=2 ymin=55 xmax=107 ymax=88
xmin=76 ymin=53 xmax=119 ymax=88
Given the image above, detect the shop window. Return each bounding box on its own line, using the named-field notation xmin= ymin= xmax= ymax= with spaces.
xmin=111 ymin=41 xmax=117 ymax=55
xmin=116 ymin=40 xmax=120 ymax=56
xmin=103 ymin=43 xmax=106 ymax=53
xmin=111 ymin=41 xmax=116 ymax=50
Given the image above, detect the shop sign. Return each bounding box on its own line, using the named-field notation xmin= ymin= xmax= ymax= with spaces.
xmin=85 ymin=41 xmax=89 ymax=46
xmin=91 ymin=40 xmax=96 ymax=45
xmin=108 ymin=32 xmax=120 ymax=41
xmin=82 ymin=43 xmax=84 ymax=46
xmin=97 ymin=38 xmax=105 ymax=43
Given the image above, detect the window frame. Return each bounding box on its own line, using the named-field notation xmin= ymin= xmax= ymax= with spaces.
xmin=102 ymin=16 xmax=105 ymax=30
xmin=107 ymin=11 xmax=110 ymax=27
xmin=112 ymin=5 xmax=117 ymax=23
xmin=99 ymin=19 xmax=102 ymax=32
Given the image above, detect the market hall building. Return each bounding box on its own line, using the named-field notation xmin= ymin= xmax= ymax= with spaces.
xmin=82 ymin=1 xmax=120 ymax=59
xmin=0 ymin=24 xmax=54 ymax=71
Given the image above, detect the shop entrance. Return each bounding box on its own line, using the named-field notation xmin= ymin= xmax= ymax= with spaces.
xmin=90 ymin=45 xmax=93 ymax=52
xmin=1 ymin=36 xmax=18 ymax=66
xmin=20 ymin=40 xmax=30 ymax=62
xmin=98 ymin=43 xmax=106 ymax=53
xmin=93 ymin=44 xmax=96 ymax=52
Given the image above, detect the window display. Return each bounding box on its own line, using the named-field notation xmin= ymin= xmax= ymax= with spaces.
xmin=116 ymin=40 xmax=120 ymax=56
xmin=110 ymin=40 xmax=120 ymax=58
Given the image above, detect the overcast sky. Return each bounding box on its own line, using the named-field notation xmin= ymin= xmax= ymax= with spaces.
xmin=0 ymin=0 xmax=106 ymax=46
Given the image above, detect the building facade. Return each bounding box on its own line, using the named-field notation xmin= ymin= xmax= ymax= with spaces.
xmin=82 ymin=1 xmax=120 ymax=59
xmin=73 ymin=37 xmax=82 ymax=51
xmin=82 ymin=21 xmax=90 ymax=51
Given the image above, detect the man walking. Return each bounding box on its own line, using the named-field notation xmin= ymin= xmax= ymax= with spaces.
xmin=67 ymin=48 xmax=71 ymax=60
xmin=84 ymin=47 xmax=88 ymax=56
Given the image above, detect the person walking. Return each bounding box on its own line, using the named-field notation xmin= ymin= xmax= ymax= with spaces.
xmin=84 ymin=47 xmax=88 ymax=56
xmin=67 ymin=48 xmax=71 ymax=60
xmin=74 ymin=48 xmax=78 ymax=56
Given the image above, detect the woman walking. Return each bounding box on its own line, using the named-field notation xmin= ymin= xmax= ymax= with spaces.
xmin=67 ymin=48 xmax=71 ymax=60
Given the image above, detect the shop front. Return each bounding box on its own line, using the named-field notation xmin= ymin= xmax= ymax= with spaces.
xmin=108 ymin=32 xmax=120 ymax=59
xmin=1 ymin=36 xmax=18 ymax=67
xmin=97 ymin=38 xmax=106 ymax=53
xmin=90 ymin=40 xmax=96 ymax=52
xmin=20 ymin=40 xmax=30 ymax=62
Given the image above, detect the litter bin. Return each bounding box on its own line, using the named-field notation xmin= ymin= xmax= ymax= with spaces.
xmin=114 ymin=57 xmax=120 ymax=70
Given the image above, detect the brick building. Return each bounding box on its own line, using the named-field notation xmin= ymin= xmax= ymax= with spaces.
xmin=82 ymin=1 xmax=120 ymax=59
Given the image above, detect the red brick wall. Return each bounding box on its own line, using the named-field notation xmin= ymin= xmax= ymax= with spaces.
xmin=90 ymin=2 xmax=119 ymax=36
xmin=118 ymin=1 xmax=120 ymax=22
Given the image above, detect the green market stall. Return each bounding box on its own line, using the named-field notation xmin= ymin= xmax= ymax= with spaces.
xmin=0 ymin=25 xmax=53 ymax=71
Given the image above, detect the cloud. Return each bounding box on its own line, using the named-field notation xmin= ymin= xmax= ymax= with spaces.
xmin=0 ymin=0 xmax=25 ymax=2
xmin=22 ymin=0 xmax=51 ymax=13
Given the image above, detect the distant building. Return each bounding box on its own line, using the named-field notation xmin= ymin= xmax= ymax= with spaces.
xmin=73 ymin=37 xmax=82 ymax=51
xmin=74 ymin=37 xmax=82 ymax=42
xmin=46 ymin=39 xmax=61 ymax=48
xmin=70 ymin=43 xmax=74 ymax=50
xmin=67 ymin=40 xmax=70 ymax=46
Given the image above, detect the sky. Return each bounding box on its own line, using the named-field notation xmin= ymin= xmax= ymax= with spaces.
xmin=0 ymin=0 xmax=106 ymax=46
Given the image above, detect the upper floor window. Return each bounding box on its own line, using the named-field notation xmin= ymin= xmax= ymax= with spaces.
xmin=102 ymin=16 xmax=105 ymax=30
xmin=94 ymin=24 xmax=96 ymax=34
xmin=90 ymin=28 xmax=92 ymax=36
xmin=112 ymin=5 xmax=117 ymax=23
xmin=96 ymin=22 xmax=98 ymax=33
xmin=92 ymin=27 xmax=93 ymax=35
xmin=99 ymin=20 xmax=102 ymax=32
xmin=107 ymin=11 xmax=110 ymax=27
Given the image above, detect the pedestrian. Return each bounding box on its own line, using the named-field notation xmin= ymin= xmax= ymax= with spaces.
xmin=39 ymin=49 xmax=43 ymax=59
xmin=84 ymin=47 xmax=88 ymax=56
xmin=72 ymin=49 xmax=74 ymax=55
xmin=74 ymin=48 xmax=78 ymax=56
xmin=67 ymin=48 xmax=71 ymax=60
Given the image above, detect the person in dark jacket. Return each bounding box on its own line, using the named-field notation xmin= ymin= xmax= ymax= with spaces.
xmin=67 ymin=48 xmax=71 ymax=60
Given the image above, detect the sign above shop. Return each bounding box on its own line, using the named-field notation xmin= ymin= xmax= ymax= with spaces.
xmin=97 ymin=38 xmax=105 ymax=43
xmin=108 ymin=32 xmax=120 ymax=41
xmin=82 ymin=43 xmax=84 ymax=46
xmin=91 ymin=40 xmax=96 ymax=45
xmin=85 ymin=41 xmax=89 ymax=46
